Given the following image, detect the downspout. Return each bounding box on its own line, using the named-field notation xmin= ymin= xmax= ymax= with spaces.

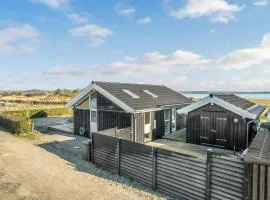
xmin=246 ymin=119 xmax=256 ymax=148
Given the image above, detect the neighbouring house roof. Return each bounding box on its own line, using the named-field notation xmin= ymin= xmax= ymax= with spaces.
xmin=245 ymin=129 xmax=270 ymax=165
xmin=177 ymin=93 xmax=264 ymax=120
xmin=66 ymin=81 xmax=192 ymax=113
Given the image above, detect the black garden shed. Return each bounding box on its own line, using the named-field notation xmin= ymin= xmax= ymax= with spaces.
xmin=177 ymin=93 xmax=264 ymax=151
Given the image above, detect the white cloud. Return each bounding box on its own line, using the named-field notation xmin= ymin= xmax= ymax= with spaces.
xmin=115 ymin=2 xmax=135 ymax=16
xmin=70 ymin=24 xmax=113 ymax=47
xmin=166 ymin=0 xmax=244 ymax=23
xmin=217 ymin=33 xmax=270 ymax=69
xmin=253 ymin=0 xmax=268 ymax=6
xmin=136 ymin=17 xmax=153 ymax=25
xmin=67 ymin=12 xmax=88 ymax=24
xmin=210 ymin=29 xmax=216 ymax=33
xmin=123 ymin=56 xmax=137 ymax=62
xmin=31 ymin=0 xmax=68 ymax=9
xmin=44 ymin=66 xmax=85 ymax=76
xmin=261 ymin=33 xmax=270 ymax=48
xmin=43 ymin=32 xmax=270 ymax=91
xmin=0 ymin=24 xmax=40 ymax=54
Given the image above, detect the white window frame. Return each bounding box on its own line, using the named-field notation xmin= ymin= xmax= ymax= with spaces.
xmin=164 ymin=109 xmax=170 ymax=135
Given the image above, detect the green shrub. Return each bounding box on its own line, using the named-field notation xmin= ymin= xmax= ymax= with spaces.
xmin=0 ymin=115 xmax=32 ymax=134
xmin=3 ymin=107 xmax=72 ymax=119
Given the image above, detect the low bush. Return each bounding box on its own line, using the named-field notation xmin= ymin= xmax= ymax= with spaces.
xmin=0 ymin=115 xmax=32 ymax=134
xmin=3 ymin=107 xmax=72 ymax=119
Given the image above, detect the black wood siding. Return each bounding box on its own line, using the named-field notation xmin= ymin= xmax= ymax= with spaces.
xmin=74 ymin=109 xmax=90 ymax=137
xmin=97 ymin=110 xmax=131 ymax=131
xmin=176 ymin=113 xmax=186 ymax=130
xmin=186 ymin=104 xmax=247 ymax=151
xmin=154 ymin=110 xmax=165 ymax=140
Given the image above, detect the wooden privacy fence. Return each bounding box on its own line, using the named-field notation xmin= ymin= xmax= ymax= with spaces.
xmin=245 ymin=129 xmax=270 ymax=200
xmin=89 ymin=133 xmax=246 ymax=200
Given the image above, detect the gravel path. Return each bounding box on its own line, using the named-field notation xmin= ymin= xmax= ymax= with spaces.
xmin=0 ymin=128 xmax=166 ymax=200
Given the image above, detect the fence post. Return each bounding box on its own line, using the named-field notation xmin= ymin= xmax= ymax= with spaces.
xmin=243 ymin=163 xmax=250 ymax=200
xmin=152 ymin=146 xmax=157 ymax=190
xmin=206 ymin=149 xmax=212 ymax=200
xmin=90 ymin=132 xmax=94 ymax=163
xmin=117 ymin=139 xmax=121 ymax=175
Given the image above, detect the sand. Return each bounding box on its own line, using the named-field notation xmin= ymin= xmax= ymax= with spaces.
xmin=0 ymin=128 xmax=165 ymax=200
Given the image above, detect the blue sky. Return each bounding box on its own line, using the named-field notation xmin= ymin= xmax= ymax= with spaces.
xmin=0 ymin=0 xmax=270 ymax=91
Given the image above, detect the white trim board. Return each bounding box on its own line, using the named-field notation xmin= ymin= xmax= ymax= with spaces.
xmin=66 ymin=83 xmax=135 ymax=113
xmin=65 ymin=84 xmax=92 ymax=108
xmin=177 ymin=96 xmax=257 ymax=120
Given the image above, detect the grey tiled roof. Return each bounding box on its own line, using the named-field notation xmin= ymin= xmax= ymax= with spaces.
xmin=215 ymin=93 xmax=255 ymax=110
xmin=94 ymin=81 xmax=192 ymax=111
xmin=214 ymin=93 xmax=264 ymax=116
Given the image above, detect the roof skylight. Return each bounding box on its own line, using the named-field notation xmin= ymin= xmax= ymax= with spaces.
xmin=122 ymin=89 xmax=140 ymax=99
xmin=143 ymin=90 xmax=158 ymax=98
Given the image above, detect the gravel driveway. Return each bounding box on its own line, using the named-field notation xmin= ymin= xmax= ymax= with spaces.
xmin=0 ymin=126 xmax=166 ymax=200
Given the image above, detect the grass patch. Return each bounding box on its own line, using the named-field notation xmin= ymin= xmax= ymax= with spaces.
xmin=16 ymin=131 xmax=40 ymax=140
xmin=0 ymin=115 xmax=32 ymax=134
xmin=3 ymin=107 xmax=72 ymax=119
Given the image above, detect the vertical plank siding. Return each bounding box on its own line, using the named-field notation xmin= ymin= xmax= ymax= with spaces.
xmin=154 ymin=110 xmax=165 ymax=140
xmin=74 ymin=108 xmax=90 ymax=137
xmin=247 ymin=163 xmax=270 ymax=200
xmin=176 ymin=113 xmax=186 ymax=130
xmin=187 ymin=104 xmax=247 ymax=151
xmin=90 ymin=133 xmax=246 ymax=200
xmin=134 ymin=113 xmax=145 ymax=144
xmin=97 ymin=110 xmax=131 ymax=131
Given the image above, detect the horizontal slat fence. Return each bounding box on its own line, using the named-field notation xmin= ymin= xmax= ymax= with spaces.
xmin=210 ymin=155 xmax=245 ymax=200
xmin=156 ymin=148 xmax=207 ymax=200
xmin=90 ymin=133 xmax=245 ymax=200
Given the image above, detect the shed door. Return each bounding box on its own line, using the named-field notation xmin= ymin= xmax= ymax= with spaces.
xmin=200 ymin=111 xmax=227 ymax=148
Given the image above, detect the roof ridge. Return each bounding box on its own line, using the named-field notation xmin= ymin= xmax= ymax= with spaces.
xmin=92 ymin=80 xmax=165 ymax=87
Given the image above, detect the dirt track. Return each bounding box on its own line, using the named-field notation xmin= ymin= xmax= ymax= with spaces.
xmin=0 ymin=128 xmax=164 ymax=200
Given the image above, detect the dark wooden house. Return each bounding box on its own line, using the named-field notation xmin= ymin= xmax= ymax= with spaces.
xmin=177 ymin=93 xmax=264 ymax=151
xmin=66 ymin=81 xmax=192 ymax=143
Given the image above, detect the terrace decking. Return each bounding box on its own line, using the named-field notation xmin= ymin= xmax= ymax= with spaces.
xmin=146 ymin=138 xmax=236 ymax=158
xmin=162 ymin=128 xmax=186 ymax=141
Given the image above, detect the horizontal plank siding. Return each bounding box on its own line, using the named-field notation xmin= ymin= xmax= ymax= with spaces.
xmin=91 ymin=133 xmax=246 ymax=200
xmin=156 ymin=148 xmax=207 ymax=200
xmin=93 ymin=133 xmax=118 ymax=172
xmin=120 ymin=140 xmax=153 ymax=187
xmin=210 ymin=154 xmax=245 ymax=200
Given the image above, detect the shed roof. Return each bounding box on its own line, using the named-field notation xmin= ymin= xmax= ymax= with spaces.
xmin=177 ymin=93 xmax=264 ymax=120
xmin=66 ymin=81 xmax=192 ymax=113
xmin=214 ymin=94 xmax=255 ymax=110
xmin=245 ymin=130 xmax=270 ymax=165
